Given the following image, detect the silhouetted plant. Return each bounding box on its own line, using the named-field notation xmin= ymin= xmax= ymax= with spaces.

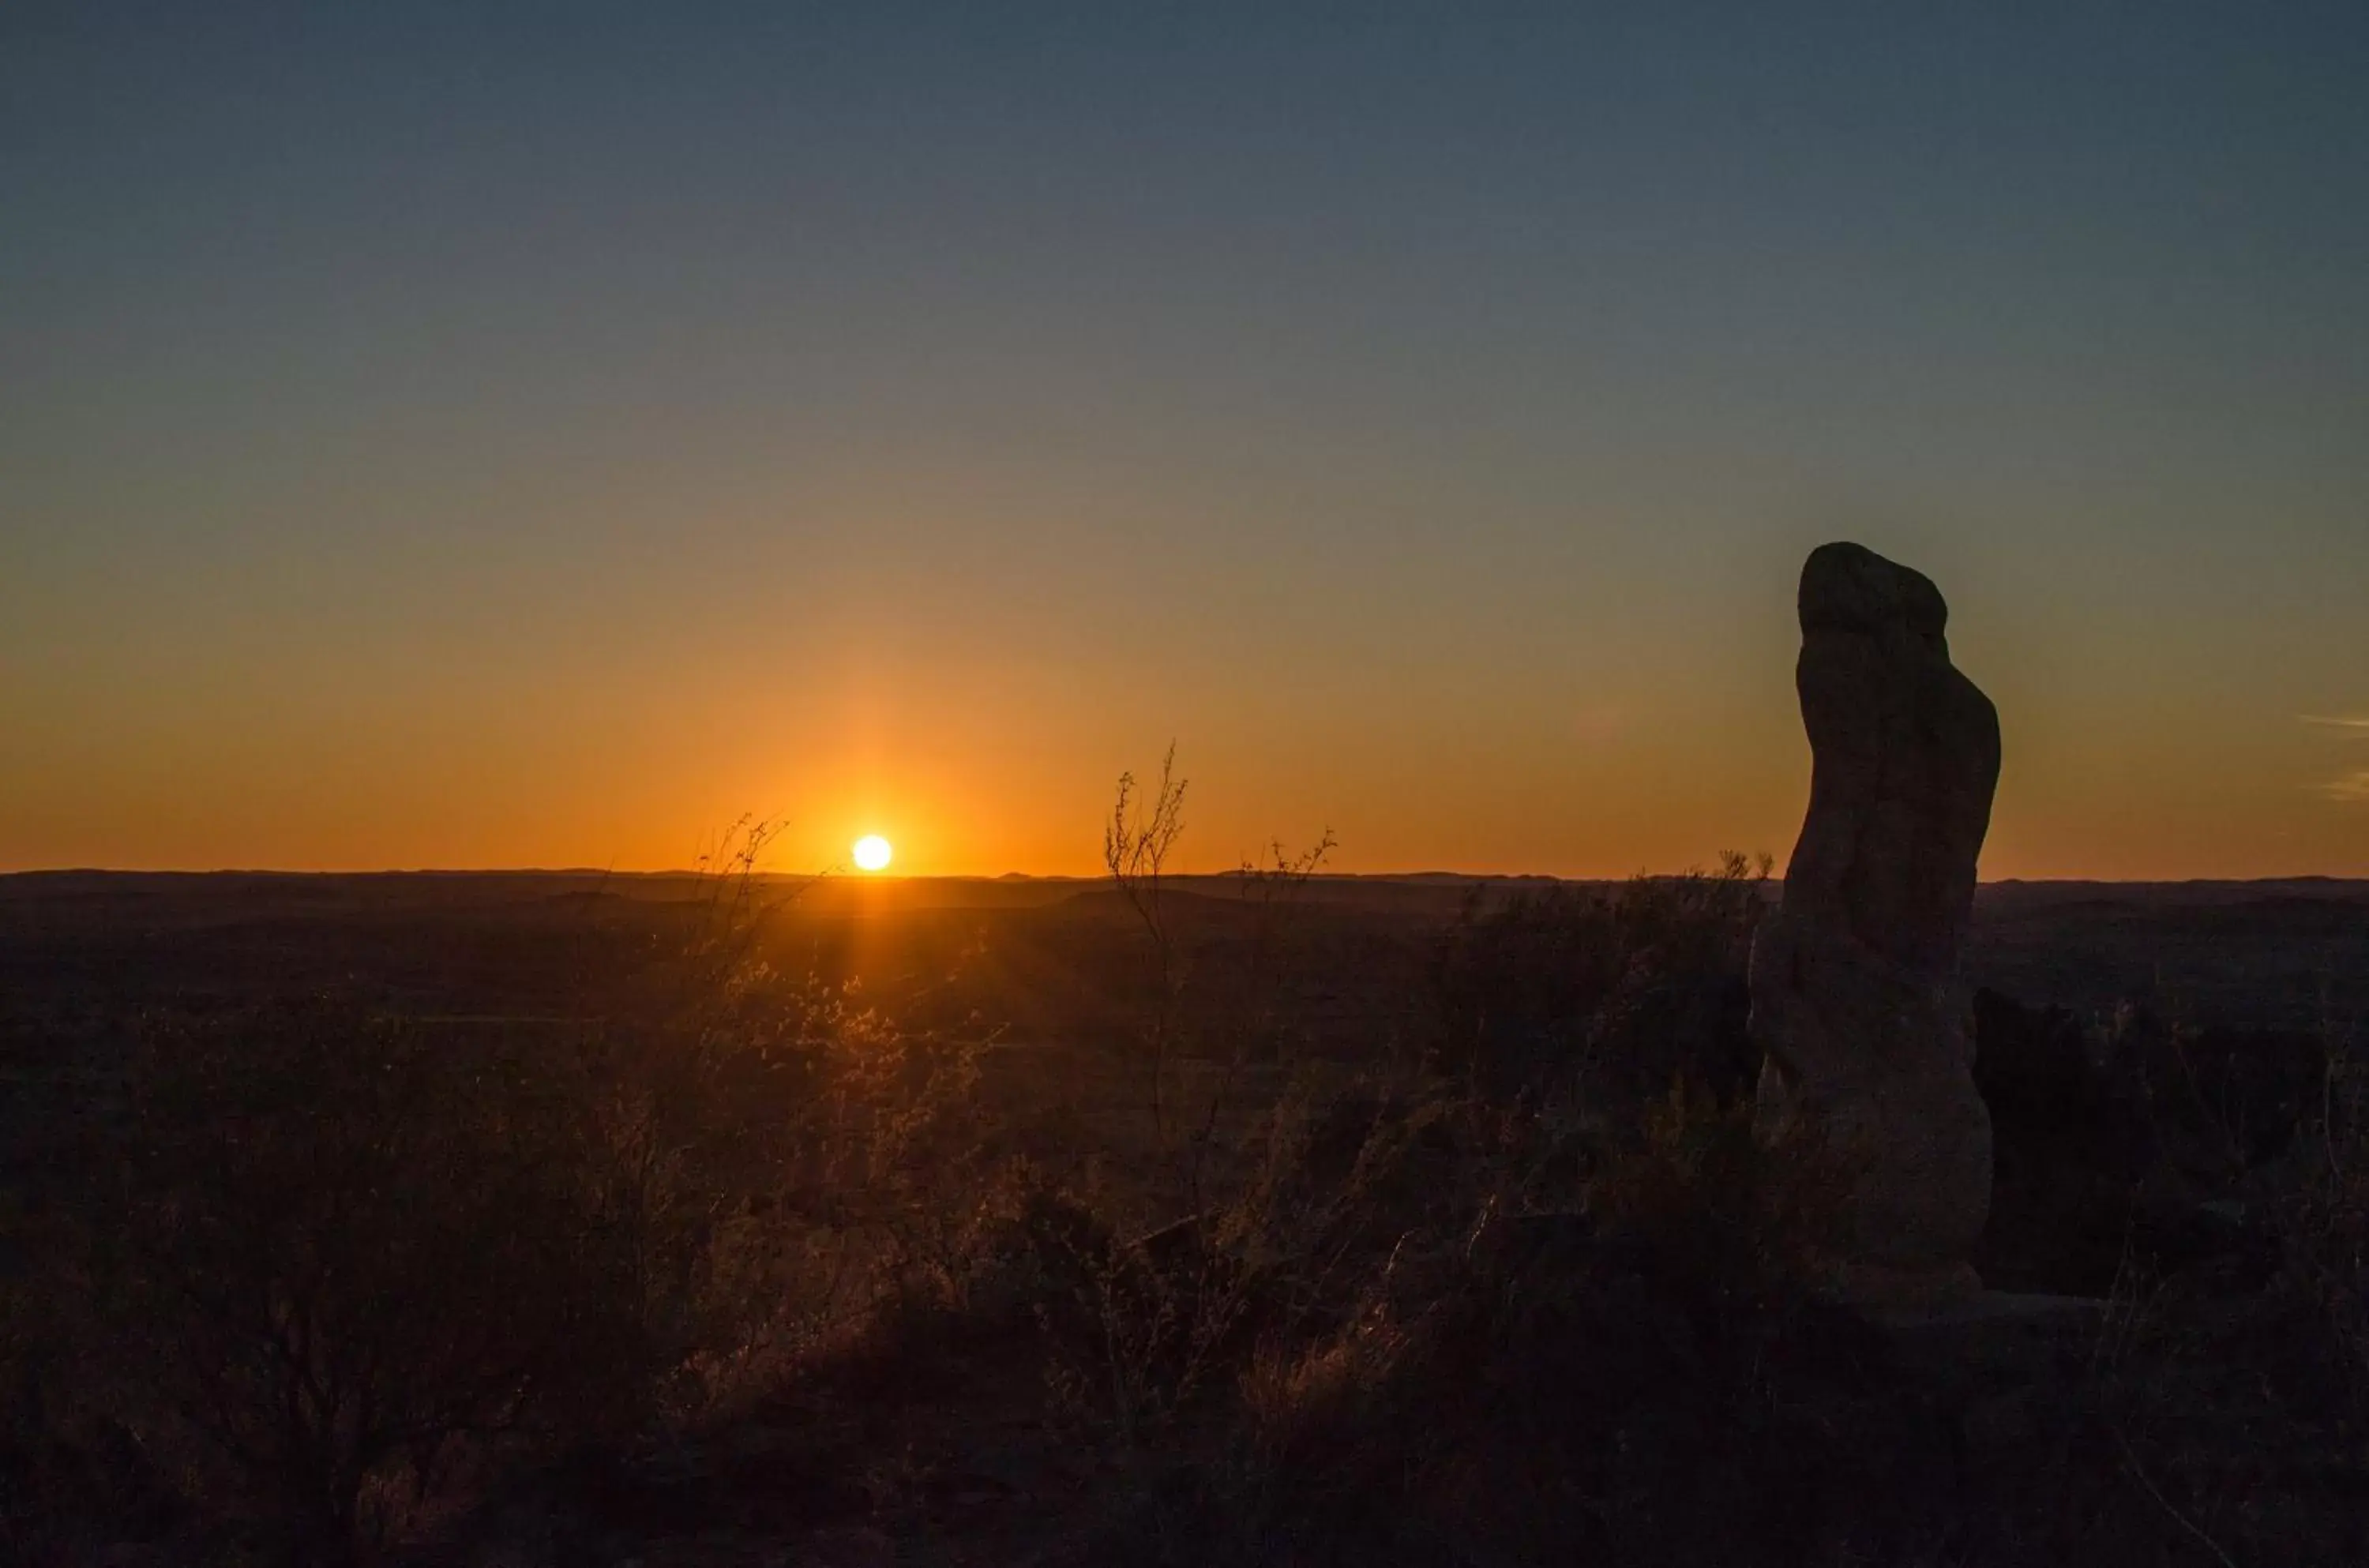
xmin=58 ymin=816 xmax=1008 ymax=1562
xmin=99 ymin=1004 xmax=640 ymax=1563
xmin=1431 ymin=850 xmax=1770 ymax=1101
xmin=1106 ymin=745 xmax=1190 ymax=1142
xmin=1177 ymin=830 xmax=1338 ymax=1213
xmin=2277 ymin=1018 xmax=2369 ymax=1415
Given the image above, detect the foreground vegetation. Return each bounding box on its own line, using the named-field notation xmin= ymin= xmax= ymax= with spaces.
xmin=3 ymin=808 xmax=2364 ymax=1565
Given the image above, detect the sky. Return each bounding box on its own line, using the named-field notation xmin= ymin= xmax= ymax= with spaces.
xmin=5 ymin=2 xmax=2366 ymax=879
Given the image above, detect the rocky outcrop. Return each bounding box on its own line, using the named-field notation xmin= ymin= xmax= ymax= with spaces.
xmin=1751 ymin=542 xmax=2002 ymax=1304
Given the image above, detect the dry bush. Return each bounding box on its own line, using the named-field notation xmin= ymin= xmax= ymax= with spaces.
xmin=2272 ymin=1022 xmax=2369 ymax=1416
xmin=1012 ymin=830 xmax=1834 ymax=1556
xmin=555 ymin=817 xmax=1011 ymax=1409
xmin=1064 ymin=1082 xmax=1864 ymax=1566
xmin=73 ymin=1003 xmax=1001 ymax=1564
xmin=1430 ymin=852 xmax=1770 ymax=1102
xmin=1106 ymin=747 xmax=1190 ymax=1142
xmin=29 ymin=823 xmax=1013 ymax=1564
xmin=93 ymin=1004 xmax=642 ymax=1563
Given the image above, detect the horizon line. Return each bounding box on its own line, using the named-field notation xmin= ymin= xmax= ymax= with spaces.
xmin=4 ymin=866 xmax=2366 ymax=888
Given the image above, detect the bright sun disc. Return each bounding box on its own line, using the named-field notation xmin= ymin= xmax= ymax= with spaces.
xmin=852 ymin=835 xmax=892 ymax=872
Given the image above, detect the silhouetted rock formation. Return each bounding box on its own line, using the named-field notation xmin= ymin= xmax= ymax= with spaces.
xmin=1751 ymin=542 xmax=2002 ymax=1304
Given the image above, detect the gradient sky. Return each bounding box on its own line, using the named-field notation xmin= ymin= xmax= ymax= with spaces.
xmin=6 ymin=3 xmax=2367 ymax=878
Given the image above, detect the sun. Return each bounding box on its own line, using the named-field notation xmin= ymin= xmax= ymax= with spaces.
xmin=851 ymin=835 xmax=893 ymax=872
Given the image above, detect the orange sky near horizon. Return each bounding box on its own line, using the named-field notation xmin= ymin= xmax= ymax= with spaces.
xmin=8 ymin=509 xmax=2363 ymax=882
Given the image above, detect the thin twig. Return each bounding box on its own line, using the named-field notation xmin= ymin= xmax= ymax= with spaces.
xmin=2118 ymin=1431 xmax=2239 ymax=1568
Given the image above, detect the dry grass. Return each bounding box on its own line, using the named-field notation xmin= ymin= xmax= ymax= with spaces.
xmin=6 ymin=810 xmax=2366 ymax=1566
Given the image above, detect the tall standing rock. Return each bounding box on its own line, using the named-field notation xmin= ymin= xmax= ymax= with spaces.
xmin=1751 ymin=542 xmax=2001 ymax=1304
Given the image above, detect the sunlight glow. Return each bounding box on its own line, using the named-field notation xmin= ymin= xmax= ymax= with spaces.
xmin=852 ymin=834 xmax=893 ymax=872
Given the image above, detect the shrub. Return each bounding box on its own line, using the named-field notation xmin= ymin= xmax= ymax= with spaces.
xmin=67 ymin=914 xmax=1001 ymax=1560
xmin=1073 ymin=1086 xmax=1860 ymax=1566
xmin=1429 ymin=852 xmax=1770 ymax=1102
xmin=96 ymin=1003 xmax=642 ymax=1562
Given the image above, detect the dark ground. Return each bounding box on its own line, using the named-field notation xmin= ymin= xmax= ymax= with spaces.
xmin=4 ymin=870 xmax=2367 ymax=1566
xmin=6 ymin=868 xmax=2363 ymax=1041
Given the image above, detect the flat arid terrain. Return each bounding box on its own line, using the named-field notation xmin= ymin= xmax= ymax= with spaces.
xmin=9 ymin=868 xmax=2337 ymax=1119
xmin=6 ymin=865 xmax=2367 ymax=1564
xmin=7 ymin=868 xmax=2364 ymax=1046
